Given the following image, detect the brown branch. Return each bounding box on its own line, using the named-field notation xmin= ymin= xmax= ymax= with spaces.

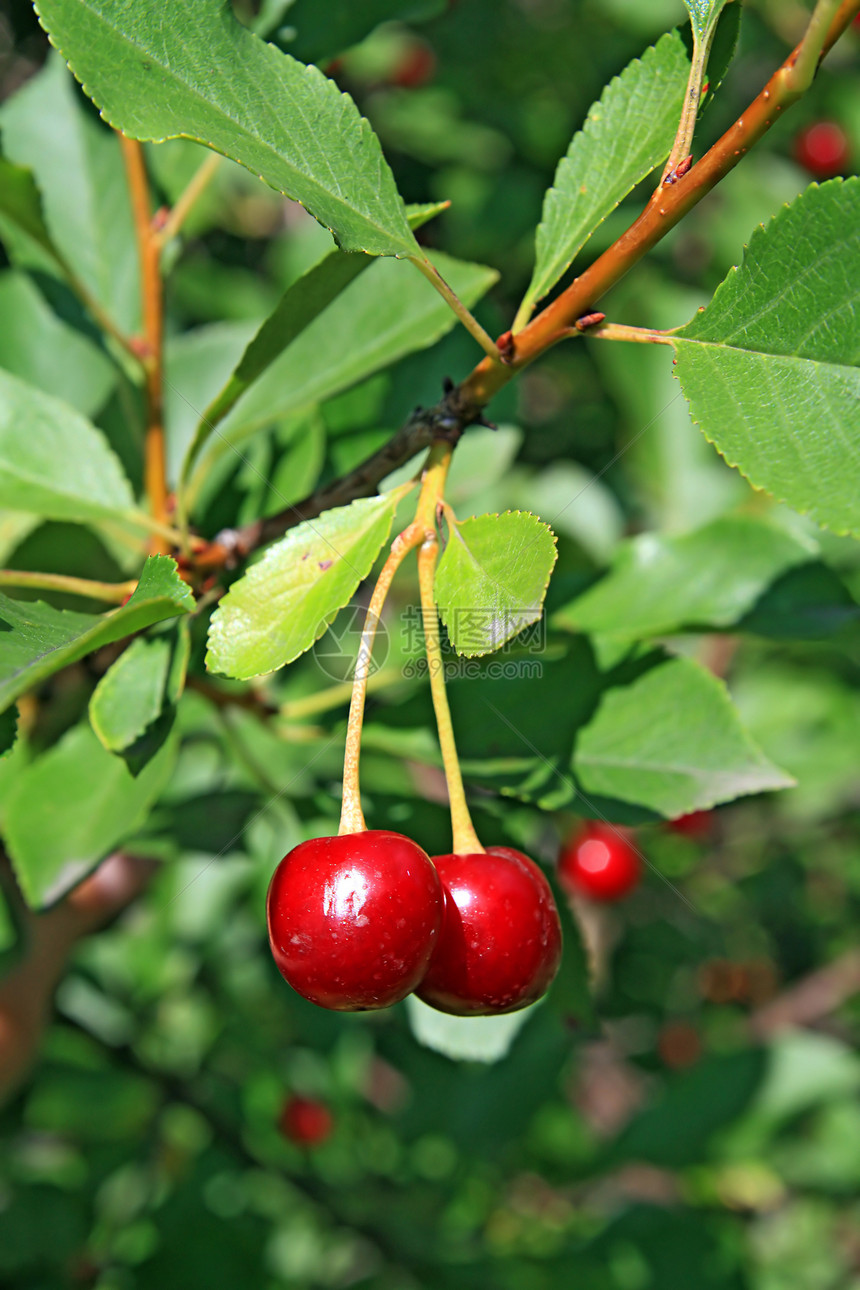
xmin=196 ymin=396 xmax=477 ymax=569
xmin=748 ymin=949 xmax=860 ymax=1040
xmin=120 ymin=134 xmax=169 ymax=556
xmin=191 ymin=0 xmax=858 ymax=574
xmin=0 ymin=853 xmax=157 ymax=1106
xmin=457 ymin=0 xmax=860 ymax=410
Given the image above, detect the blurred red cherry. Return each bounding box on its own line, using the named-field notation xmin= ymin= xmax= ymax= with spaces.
xmin=391 ymin=39 xmax=437 ymax=89
xmin=278 ymin=1096 xmax=333 ymax=1148
xmin=558 ymin=823 xmax=641 ymax=902
xmin=793 ymin=121 xmax=850 ymax=178
xmin=668 ymin=810 xmax=712 ymax=840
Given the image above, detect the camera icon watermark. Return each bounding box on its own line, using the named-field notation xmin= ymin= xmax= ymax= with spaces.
xmin=312 ymin=604 xmax=389 ymax=682
xmin=312 ymin=603 xmax=546 ymax=681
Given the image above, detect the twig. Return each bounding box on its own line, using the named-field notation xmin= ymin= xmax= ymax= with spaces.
xmin=154 ymin=152 xmax=222 ymax=249
xmin=119 ymin=134 xmax=170 ymax=556
xmin=748 ymin=949 xmax=860 ymax=1039
xmin=189 ymin=0 xmax=859 ymax=574
xmin=456 ymin=0 xmax=860 ymax=410
xmin=409 ymin=255 xmax=501 ymax=361
xmin=0 ymin=570 xmax=137 ymax=603
xmin=195 ymin=399 xmax=470 ymax=570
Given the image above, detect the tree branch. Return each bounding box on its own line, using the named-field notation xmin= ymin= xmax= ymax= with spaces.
xmin=190 ymin=0 xmax=859 ymax=574
xmin=120 ymin=134 xmax=170 ymax=556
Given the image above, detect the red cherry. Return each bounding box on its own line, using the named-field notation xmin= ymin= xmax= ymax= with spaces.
xmin=668 ymin=809 xmax=712 ymax=839
xmin=416 ymin=847 xmax=562 ymax=1016
xmin=267 ymin=830 xmax=442 ymax=1011
xmin=793 ymin=121 xmax=850 ymax=178
xmin=278 ymin=1096 xmax=333 ymax=1148
xmin=558 ymin=823 xmax=641 ymax=902
xmin=390 ymin=41 xmax=437 ymax=89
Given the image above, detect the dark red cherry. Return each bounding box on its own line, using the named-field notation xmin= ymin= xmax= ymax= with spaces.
xmin=416 ymin=847 xmax=562 ymax=1016
xmin=267 ymin=830 xmax=442 ymax=1011
xmin=278 ymin=1095 xmax=334 ymax=1148
xmin=668 ymin=809 xmax=712 ymax=839
xmin=793 ymin=121 xmax=850 ymax=178
xmin=558 ymin=822 xmax=641 ymax=902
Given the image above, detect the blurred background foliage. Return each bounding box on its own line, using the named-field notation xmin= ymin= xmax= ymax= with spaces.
xmin=1 ymin=0 xmax=860 ymax=1286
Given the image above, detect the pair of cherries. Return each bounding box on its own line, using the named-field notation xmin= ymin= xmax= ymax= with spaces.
xmin=267 ymin=831 xmax=562 ymax=1015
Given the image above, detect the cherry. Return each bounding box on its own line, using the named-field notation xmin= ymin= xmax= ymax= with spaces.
xmin=793 ymin=121 xmax=850 ymax=178
xmin=558 ymin=822 xmax=641 ymax=902
xmin=267 ymin=830 xmax=442 ymax=1011
xmin=416 ymin=847 xmax=562 ymax=1016
xmin=278 ymin=1095 xmax=334 ymax=1148
xmin=390 ymin=40 xmax=437 ymax=89
xmin=668 ymin=809 xmax=712 ymax=840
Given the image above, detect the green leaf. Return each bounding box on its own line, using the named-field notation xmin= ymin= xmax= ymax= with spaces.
xmin=0 ymin=368 xmax=139 ymax=527
xmin=194 ymin=251 xmax=497 ymax=487
xmin=206 ymin=490 xmax=405 ymax=680
xmin=0 ymin=555 xmax=194 ymax=712
xmin=554 ymin=516 xmax=817 ymax=641
xmin=673 ymin=179 xmax=860 ymax=536
xmin=34 ymin=0 xmax=419 ymax=259
xmin=3 ymin=720 xmax=176 ymax=908
xmin=193 ymin=250 xmax=497 ymax=486
xmin=182 ymin=254 xmax=369 ymax=490
xmin=682 ymin=0 xmax=732 ymax=43
xmin=89 ymin=636 xmax=174 ymax=754
xmin=520 ymin=32 xmax=689 ymax=316
xmin=164 ymin=321 xmax=258 ymax=486
xmin=183 ymin=207 xmax=449 ymax=482
xmin=573 ymin=657 xmax=795 ymax=817
xmin=0 ymin=157 xmax=62 ymax=267
xmin=0 ymin=270 xmax=116 ymax=419
xmin=435 ymin=511 xmax=558 ymax=657
xmin=0 ymin=54 xmax=139 ymax=331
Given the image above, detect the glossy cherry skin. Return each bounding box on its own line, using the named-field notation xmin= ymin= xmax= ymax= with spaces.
xmin=267 ymin=830 xmax=442 ymax=1011
xmin=278 ymin=1096 xmax=333 ymax=1148
xmin=558 ymin=823 xmax=641 ymax=902
xmin=416 ymin=847 xmax=562 ymax=1016
xmin=794 ymin=121 xmax=850 ymax=178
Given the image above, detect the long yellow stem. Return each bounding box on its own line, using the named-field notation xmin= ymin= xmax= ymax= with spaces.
xmin=338 ymin=522 xmax=423 ymax=835
xmin=416 ymin=535 xmax=483 ymax=855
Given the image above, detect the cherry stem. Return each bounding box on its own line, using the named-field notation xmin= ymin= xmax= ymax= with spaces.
xmin=154 ymin=152 xmax=222 ymax=249
xmin=412 ymin=440 xmax=484 ymax=855
xmin=338 ymin=521 xmax=423 ymax=836
xmin=409 ymin=255 xmax=501 ymax=363
xmin=416 ymin=535 xmax=484 ymax=856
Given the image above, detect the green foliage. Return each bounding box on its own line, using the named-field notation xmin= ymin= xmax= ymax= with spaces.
xmin=0 ymin=54 xmax=139 ymax=330
xmin=0 ymin=368 xmax=139 ymax=527
xmin=554 ymin=515 xmax=817 ymax=643
xmin=181 ymin=200 xmax=449 ymax=489
xmin=89 ymin=626 xmax=188 ymax=764
xmin=4 ymin=720 xmax=177 ymax=907
xmin=33 ymin=0 xmax=420 ymax=257
xmin=0 ymin=556 xmax=193 ymax=712
xmin=207 ymin=490 xmax=406 ymax=679
xmin=190 ymin=249 xmax=498 ymax=492
xmin=573 ymin=657 xmax=794 ymax=816
xmin=520 ymin=32 xmax=689 ymax=316
xmin=682 ymin=0 xmax=733 ymax=43
xmin=674 ymin=179 xmax=860 ymax=536
xmin=435 ymin=510 xmax=557 ymax=656
xmin=0 ymin=2 xmax=859 ymax=1285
